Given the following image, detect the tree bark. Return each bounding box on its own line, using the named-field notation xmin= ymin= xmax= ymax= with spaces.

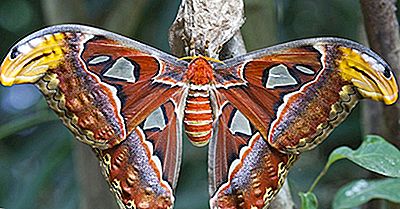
xmin=168 ymin=0 xmax=245 ymax=58
xmin=360 ymin=0 xmax=400 ymax=208
xmin=360 ymin=0 xmax=400 ymax=143
xmin=169 ymin=0 xmax=294 ymax=208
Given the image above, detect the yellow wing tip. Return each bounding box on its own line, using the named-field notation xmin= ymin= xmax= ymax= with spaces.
xmin=383 ymin=92 xmax=398 ymax=105
xmin=338 ymin=47 xmax=399 ymax=105
xmin=0 ymin=74 xmax=15 ymax=86
xmin=0 ymin=33 xmax=67 ymax=86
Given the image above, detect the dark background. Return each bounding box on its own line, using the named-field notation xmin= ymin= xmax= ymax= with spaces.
xmin=0 ymin=0 xmax=391 ymax=208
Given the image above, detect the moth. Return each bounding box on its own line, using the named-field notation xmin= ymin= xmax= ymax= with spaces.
xmin=0 ymin=25 xmax=398 ymax=209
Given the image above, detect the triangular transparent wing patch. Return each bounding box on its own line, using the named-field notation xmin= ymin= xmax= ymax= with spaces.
xmin=103 ymin=57 xmax=137 ymax=82
xmin=265 ymin=64 xmax=298 ymax=89
xmin=143 ymin=106 xmax=167 ymax=131
xmin=229 ymin=110 xmax=252 ymax=136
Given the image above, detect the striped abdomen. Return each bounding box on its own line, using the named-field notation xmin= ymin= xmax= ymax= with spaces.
xmin=184 ymin=89 xmax=213 ymax=146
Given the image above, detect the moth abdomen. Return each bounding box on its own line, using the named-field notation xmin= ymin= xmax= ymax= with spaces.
xmin=183 ymin=88 xmax=214 ymax=146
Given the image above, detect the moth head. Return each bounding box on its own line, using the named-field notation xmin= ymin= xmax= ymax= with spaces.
xmin=337 ymin=46 xmax=398 ymax=105
xmin=0 ymin=33 xmax=66 ymax=86
xmin=186 ymin=56 xmax=215 ymax=85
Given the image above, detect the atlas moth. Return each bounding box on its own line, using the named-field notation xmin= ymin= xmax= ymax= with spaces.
xmin=0 ymin=25 xmax=397 ymax=209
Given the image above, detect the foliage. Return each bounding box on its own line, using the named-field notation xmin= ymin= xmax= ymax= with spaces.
xmin=299 ymin=192 xmax=318 ymax=209
xmin=300 ymin=135 xmax=400 ymax=209
xmin=327 ymin=136 xmax=400 ymax=177
xmin=333 ymin=178 xmax=400 ymax=209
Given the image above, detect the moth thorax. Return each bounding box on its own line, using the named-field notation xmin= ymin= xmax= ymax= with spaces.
xmin=186 ymin=57 xmax=214 ymax=85
xmin=183 ymin=88 xmax=213 ymax=147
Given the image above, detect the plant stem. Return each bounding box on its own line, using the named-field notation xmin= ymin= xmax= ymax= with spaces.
xmin=308 ymin=163 xmax=331 ymax=193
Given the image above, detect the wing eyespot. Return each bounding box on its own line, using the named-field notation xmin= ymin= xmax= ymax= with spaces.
xmin=383 ymin=68 xmax=391 ymax=79
xmin=10 ymin=47 xmax=20 ymax=59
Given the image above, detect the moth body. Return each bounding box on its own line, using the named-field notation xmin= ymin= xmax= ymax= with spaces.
xmin=183 ymin=57 xmax=215 ymax=146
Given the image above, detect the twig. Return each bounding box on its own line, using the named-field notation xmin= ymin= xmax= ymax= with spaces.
xmin=0 ymin=110 xmax=57 ymax=141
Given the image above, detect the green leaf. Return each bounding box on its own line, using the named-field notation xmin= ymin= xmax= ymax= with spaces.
xmin=299 ymin=192 xmax=318 ymax=209
xmin=327 ymin=135 xmax=400 ymax=177
xmin=333 ymin=178 xmax=400 ymax=209
xmin=308 ymin=135 xmax=400 ymax=193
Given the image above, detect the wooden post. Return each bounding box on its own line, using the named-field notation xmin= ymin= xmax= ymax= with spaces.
xmin=360 ymin=0 xmax=400 ymax=143
xmin=360 ymin=0 xmax=400 ymax=208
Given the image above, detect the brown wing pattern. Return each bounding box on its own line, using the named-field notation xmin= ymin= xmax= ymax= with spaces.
xmin=80 ymin=36 xmax=186 ymax=148
xmin=215 ymin=39 xmax=397 ymax=155
xmin=209 ymin=45 xmax=348 ymax=208
xmin=95 ymin=97 xmax=184 ymax=209
xmin=215 ymin=46 xmax=324 ymax=146
xmin=95 ymin=127 xmax=175 ymax=209
xmin=209 ymin=129 xmax=296 ymax=208
xmin=210 ymin=38 xmax=398 ymax=208
xmin=139 ymin=96 xmax=184 ymax=189
xmin=208 ymin=101 xmax=297 ymax=209
xmin=0 ymin=25 xmax=188 ymax=208
xmin=208 ymin=103 xmax=253 ymax=193
xmin=0 ymin=26 xmax=188 ymax=149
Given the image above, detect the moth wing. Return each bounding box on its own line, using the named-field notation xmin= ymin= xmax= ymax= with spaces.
xmin=208 ymin=102 xmax=296 ymax=208
xmin=0 ymin=24 xmax=189 ymax=149
xmin=95 ymin=92 xmax=186 ymax=209
xmin=208 ymin=38 xmax=397 ymax=208
xmin=213 ymin=38 xmax=396 ymax=153
xmin=1 ymin=24 xmax=188 ymax=208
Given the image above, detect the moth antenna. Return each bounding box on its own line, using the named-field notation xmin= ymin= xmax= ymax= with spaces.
xmin=189 ymin=36 xmax=196 ymax=56
xmin=204 ymin=39 xmax=210 ymax=57
xmin=180 ymin=33 xmax=191 ymax=56
xmin=205 ymin=40 xmax=210 ymax=50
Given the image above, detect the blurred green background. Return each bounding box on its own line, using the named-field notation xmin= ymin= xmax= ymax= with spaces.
xmin=0 ymin=0 xmax=392 ymax=208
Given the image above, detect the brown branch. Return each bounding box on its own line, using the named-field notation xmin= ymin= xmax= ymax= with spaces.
xmin=360 ymin=0 xmax=400 ymax=143
xmin=360 ymin=0 xmax=400 ymax=208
